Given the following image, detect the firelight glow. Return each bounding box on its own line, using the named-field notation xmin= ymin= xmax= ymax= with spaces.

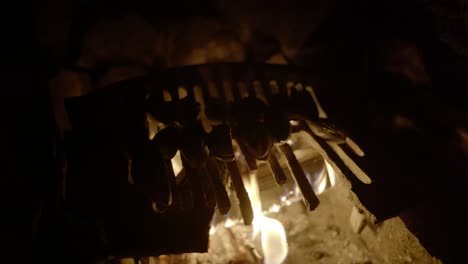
xmin=244 ymin=173 xmax=288 ymax=264
xmin=209 ymin=225 xmax=216 ymax=236
xmin=270 ymin=204 xmax=281 ymax=213
xmin=324 ymin=160 xmax=336 ymax=187
xmin=171 ymin=151 xmax=183 ymax=176
xmin=224 ymin=217 xmax=237 ymax=228
xmin=317 ymin=173 xmax=328 ymax=194
xmin=261 ymin=217 xmax=289 ymax=264
xmin=317 ymin=163 xmax=330 ymax=194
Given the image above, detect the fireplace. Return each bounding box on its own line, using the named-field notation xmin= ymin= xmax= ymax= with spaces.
xmin=22 ymin=0 xmax=468 ymax=263
xmin=58 ymin=62 xmax=445 ymax=264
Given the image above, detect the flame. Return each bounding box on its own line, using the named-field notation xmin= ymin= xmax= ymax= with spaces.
xmin=244 ymin=173 xmax=288 ymax=264
xmin=261 ymin=217 xmax=288 ymax=264
xmin=270 ymin=204 xmax=281 ymax=213
xmin=308 ymin=164 xmax=328 ymax=195
xmin=209 ymin=225 xmax=216 ymax=236
xmin=324 ymin=159 xmax=336 ymax=187
xmin=224 ymin=217 xmax=237 ymax=228
xmin=303 ymin=159 xmax=338 ymax=196
xmin=244 ymin=173 xmax=263 ymax=237
xmin=316 ymin=169 xmax=328 ymax=194
xmin=171 ymin=150 xmax=183 ymax=176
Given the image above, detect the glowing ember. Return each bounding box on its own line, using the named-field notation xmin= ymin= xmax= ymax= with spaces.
xmin=244 ymin=173 xmax=288 ymax=264
xmin=270 ymin=204 xmax=281 ymax=213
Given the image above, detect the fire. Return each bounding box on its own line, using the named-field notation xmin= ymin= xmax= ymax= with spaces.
xmin=304 ymin=159 xmax=337 ymax=195
xmin=170 ymin=150 xmax=183 ymax=176
xmin=209 ymin=224 xmax=216 ymax=236
xmin=308 ymin=163 xmax=328 ymax=195
xmin=316 ymin=168 xmax=328 ymax=194
xmin=325 ymin=159 xmax=336 ymax=186
xmin=316 ymin=158 xmax=337 ymax=194
xmin=224 ymin=217 xmax=238 ymax=228
xmin=244 ymin=173 xmax=288 ymax=264
xmin=260 ymin=217 xmax=288 ymax=264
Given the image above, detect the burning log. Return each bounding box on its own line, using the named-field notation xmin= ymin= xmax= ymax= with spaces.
xmin=277 ymin=143 xmax=320 ymax=210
